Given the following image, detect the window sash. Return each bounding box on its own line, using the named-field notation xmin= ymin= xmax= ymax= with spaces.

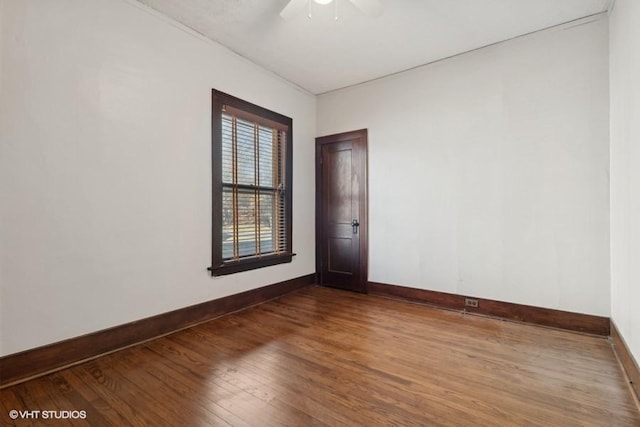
xmin=221 ymin=187 xmax=287 ymax=260
xmin=220 ymin=112 xmax=287 ymax=261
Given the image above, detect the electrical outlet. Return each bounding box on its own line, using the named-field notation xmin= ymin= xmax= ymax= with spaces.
xmin=464 ymin=298 xmax=479 ymax=308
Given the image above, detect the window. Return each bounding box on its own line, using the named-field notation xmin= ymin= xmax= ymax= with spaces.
xmin=209 ymin=90 xmax=293 ymax=276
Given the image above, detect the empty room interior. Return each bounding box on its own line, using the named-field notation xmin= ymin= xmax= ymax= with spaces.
xmin=1 ymin=0 xmax=639 ymax=425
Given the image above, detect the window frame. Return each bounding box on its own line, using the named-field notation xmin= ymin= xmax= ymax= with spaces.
xmin=209 ymin=90 xmax=294 ymax=276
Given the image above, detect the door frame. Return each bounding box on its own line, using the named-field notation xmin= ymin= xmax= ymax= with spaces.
xmin=315 ymin=129 xmax=369 ymax=292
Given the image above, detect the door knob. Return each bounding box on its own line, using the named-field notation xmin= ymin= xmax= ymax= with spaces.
xmin=352 ymin=219 xmax=360 ymax=234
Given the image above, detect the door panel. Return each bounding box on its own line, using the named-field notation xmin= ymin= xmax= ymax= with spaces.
xmin=316 ymin=129 xmax=368 ymax=293
xmin=327 ymin=147 xmax=352 ymax=224
xmin=328 ymin=238 xmax=352 ymax=273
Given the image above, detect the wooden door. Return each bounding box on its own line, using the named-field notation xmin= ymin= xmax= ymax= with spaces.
xmin=316 ymin=129 xmax=368 ymax=293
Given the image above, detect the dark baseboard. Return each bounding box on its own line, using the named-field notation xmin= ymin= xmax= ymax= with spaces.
xmin=0 ymin=273 xmax=315 ymax=388
xmin=368 ymin=281 xmax=610 ymax=336
xmin=611 ymin=320 xmax=640 ymax=402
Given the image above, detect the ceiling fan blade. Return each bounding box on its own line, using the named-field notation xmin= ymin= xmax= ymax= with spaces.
xmin=349 ymin=0 xmax=382 ymax=17
xmin=280 ymin=0 xmax=308 ymax=20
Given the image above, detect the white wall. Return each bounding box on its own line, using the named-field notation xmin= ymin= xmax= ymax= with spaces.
xmin=610 ymin=0 xmax=640 ymax=363
xmin=318 ymin=17 xmax=610 ymax=316
xmin=0 ymin=0 xmax=316 ymax=356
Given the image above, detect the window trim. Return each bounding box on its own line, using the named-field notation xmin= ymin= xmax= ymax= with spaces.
xmin=209 ymin=90 xmax=294 ymax=276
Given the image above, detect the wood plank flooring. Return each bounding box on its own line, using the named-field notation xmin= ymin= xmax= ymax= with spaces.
xmin=2 ymin=286 xmax=639 ymax=426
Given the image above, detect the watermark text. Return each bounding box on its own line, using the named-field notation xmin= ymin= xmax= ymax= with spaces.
xmin=9 ymin=409 xmax=86 ymax=420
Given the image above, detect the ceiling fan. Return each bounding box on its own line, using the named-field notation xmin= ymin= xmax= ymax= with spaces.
xmin=280 ymin=0 xmax=382 ymax=20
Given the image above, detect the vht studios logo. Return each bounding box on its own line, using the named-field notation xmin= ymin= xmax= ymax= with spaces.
xmin=9 ymin=409 xmax=87 ymax=420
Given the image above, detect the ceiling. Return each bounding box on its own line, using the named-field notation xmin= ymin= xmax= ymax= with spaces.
xmin=136 ymin=0 xmax=612 ymax=94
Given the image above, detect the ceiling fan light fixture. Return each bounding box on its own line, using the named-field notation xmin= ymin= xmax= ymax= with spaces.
xmin=280 ymin=0 xmax=381 ymax=20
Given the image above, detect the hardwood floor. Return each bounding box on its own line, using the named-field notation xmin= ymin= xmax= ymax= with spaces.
xmin=2 ymin=286 xmax=639 ymax=426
